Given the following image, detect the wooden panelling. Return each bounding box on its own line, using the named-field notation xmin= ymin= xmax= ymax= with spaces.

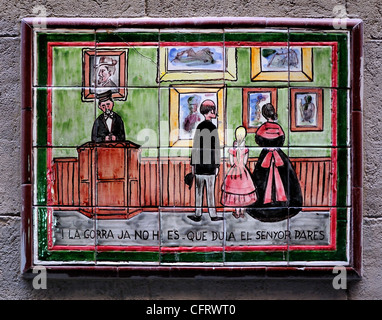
xmin=52 ymin=156 xmax=332 ymax=210
xmin=140 ymin=157 xmax=332 ymax=208
xmin=139 ymin=158 xmax=160 ymax=207
xmin=51 ymin=157 xmax=79 ymax=206
xmin=291 ymin=158 xmax=332 ymax=207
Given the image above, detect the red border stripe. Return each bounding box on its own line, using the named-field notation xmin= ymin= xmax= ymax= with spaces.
xmin=45 ymin=40 xmax=339 ymax=254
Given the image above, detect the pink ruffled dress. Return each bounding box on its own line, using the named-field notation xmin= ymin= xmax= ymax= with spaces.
xmin=221 ymin=147 xmax=257 ymax=206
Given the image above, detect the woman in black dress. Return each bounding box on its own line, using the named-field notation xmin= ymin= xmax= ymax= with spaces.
xmin=246 ymin=103 xmax=303 ymax=222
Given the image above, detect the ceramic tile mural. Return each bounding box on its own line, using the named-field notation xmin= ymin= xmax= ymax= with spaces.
xmin=21 ymin=18 xmax=363 ymax=275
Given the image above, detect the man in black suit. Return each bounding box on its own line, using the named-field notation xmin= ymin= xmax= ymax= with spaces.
xmin=91 ymin=90 xmax=125 ymax=143
xmin=188 ymin=99 xmax=223 ymax=222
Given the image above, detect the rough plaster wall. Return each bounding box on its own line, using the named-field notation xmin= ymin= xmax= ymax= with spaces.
xmin=0 ymin=0 xmax=379 ymax=299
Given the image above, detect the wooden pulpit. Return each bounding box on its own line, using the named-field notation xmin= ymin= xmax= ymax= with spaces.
xmin=77 ymin=141 xmax=142 ymax=219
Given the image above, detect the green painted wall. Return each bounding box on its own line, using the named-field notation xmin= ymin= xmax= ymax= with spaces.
xmin=51 ymin=44 xmax=333 ymax=158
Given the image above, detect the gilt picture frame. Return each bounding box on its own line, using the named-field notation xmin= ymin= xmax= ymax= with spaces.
xmin=169 ymin=85 xmax=225 ymax=147
xmin=251 ymin=46 xmax=313 ymax=82
xmin=159 ymin=46 xmax=237 ymax=82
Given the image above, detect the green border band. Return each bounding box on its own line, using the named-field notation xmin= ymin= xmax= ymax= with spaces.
xmin=35 ymin=30 xmax=350 ymax=264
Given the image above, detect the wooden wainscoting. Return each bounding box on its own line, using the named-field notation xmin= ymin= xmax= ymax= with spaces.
xmin=51 ymin=156 xmax=332 ymax=210
xmin=139 ymin=157 xmax=332 ymax=208
xmin=51 ymin=157 xmax=79 ymax=207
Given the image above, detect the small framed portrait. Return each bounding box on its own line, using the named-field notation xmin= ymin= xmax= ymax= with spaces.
xmin=82 ymin=49 xmax=128 ymax=101
xmin=290 ymin=88 xmax=323 ymax=131
xmin=169 ymin=85 xmax=225 ymax=147
xmin=251 ymin=46 xmax=313 ymax=82
xmin=242 ymin=88 xmax=278 ymax=133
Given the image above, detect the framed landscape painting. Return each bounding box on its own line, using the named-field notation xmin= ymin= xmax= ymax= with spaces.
xmin=159 ymin=46 xmax=237 ymax=82
xmin=251 ymin=46 xmax=313 ymax=82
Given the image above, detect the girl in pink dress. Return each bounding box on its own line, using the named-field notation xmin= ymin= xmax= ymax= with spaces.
xmin=221 ymin=126 xmax=257 ymax=218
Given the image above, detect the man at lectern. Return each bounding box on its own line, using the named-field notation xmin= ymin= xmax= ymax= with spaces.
xmin=91 ymin=90 xmax=126 ymax=142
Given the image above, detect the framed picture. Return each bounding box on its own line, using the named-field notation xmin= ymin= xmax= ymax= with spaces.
xmin=82 ymin=49 xmax=128 ymax=101
xmin=159 ymin=46 xmax=237 ymax=82
xmin=251 ymin=46 xmax=313 ymax=82
xmin=169 ymin=85 xmax=225 ymax=147
xmin=290 ymin=88 xmax=323 ymax=131
xmin=242 ymin=88 xmax=278 ymax=133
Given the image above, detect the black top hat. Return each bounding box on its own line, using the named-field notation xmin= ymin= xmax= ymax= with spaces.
xmin=96 ymin=90 xmax=113 ymax=102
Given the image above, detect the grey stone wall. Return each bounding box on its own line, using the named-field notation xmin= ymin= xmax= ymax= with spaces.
xmin=0 ymin=0 xmax=379 ymax=299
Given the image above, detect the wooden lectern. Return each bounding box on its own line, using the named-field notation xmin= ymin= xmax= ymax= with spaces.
xmin=77 ymin=141 xmax=142 ymax=219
